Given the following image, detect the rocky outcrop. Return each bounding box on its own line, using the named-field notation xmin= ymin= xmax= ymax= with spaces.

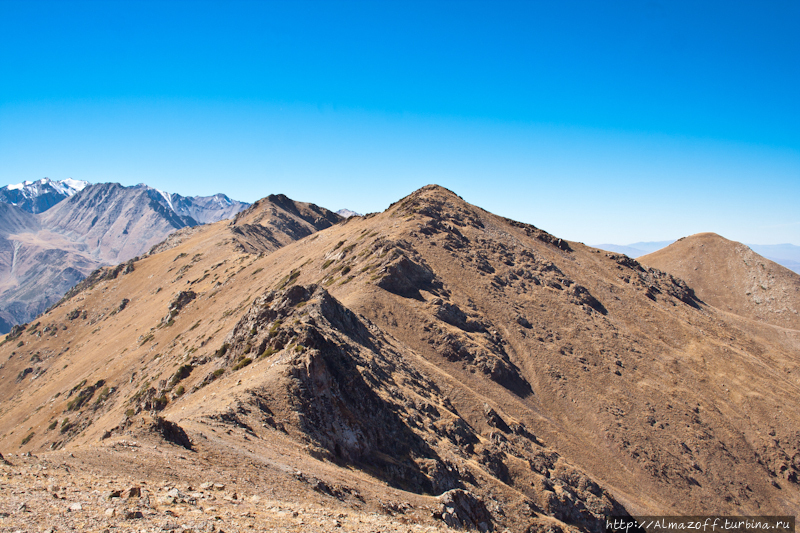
xmin=435 ymin=489 xmax=493 ymax=531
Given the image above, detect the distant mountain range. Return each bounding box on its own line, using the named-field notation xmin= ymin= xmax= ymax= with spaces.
xmin=0 ymin=179 xmax=250 ymax=332
xmin=594 ymin=240 xmax=800 ymax=274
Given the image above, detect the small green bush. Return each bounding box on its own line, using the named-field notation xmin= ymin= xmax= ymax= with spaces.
xmin=260 ymin=347 xmax=277 ymax=358
xmin=215 ymin=343 xmax=230 ymax=357
xmin=268 ymin=320 xmax=282 ymax=337
xmin=232 ymin=357 xmax=253 ymax=371
xmin=168 ymin=364 xmax=193 ymax=388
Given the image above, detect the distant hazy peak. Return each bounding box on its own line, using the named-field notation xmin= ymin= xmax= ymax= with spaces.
xmin=336 ymin=209 xmax=361 ymax=218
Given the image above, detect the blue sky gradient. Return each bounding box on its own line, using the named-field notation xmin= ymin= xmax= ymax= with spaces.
xmin=1 ymin=1 xmax=798 ymax=244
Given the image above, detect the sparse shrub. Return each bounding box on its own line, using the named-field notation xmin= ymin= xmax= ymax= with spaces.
xmin=268 ymin=321 xmax=282 ymax=337
xmin=215 ymin=343 xmax=230 ymax=357
xmin=21 ymin=432 xmax=34 ymax=445
xmin=322 ymin=259 xmax=334 ymax=269
xmin=168 ymin=364 xmax=193 ymax=388
xmin=47 ymin=420 xmax=57 ymax=431
xmin=276 ymin=270 xmax=302 ymax=290
xmin=212 ymin=368 xmax=225 ymax=378
xmin=153 ymin=395 xmax=168 ymax=410
xmin=260 ymin=347 xmax=277 ymax=358
xmin=174 ymin=385 xmax=185 ymax=396
xmin=94 ymin=386 xmax=111 ymax=405
xmin=232 ymin=357 xmax=253 ymax=371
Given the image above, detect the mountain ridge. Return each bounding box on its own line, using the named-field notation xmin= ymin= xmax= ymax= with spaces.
xmin=1 ymin=185 xmax=797 ymax=531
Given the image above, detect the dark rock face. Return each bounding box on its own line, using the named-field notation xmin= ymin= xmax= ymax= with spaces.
xmin=434 ymin=301 xmax=485 ymax=332
xmin=221 ymin=284 xmax=453 ymax=494
xmin=162 ymin=291 xmax=196 ymax=326
xmin=569 ymin=285 xmax=607 ymax=315
xmin=150 ymin=416 xmax=192 ymax=450
xmin=435 ymin=489 xmax=493 ymax=531
xmin=376 ymin=255 xmax=439 ymax=299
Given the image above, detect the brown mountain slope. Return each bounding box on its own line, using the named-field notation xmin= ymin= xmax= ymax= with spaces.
xmin=640 ymin=232 xmax=800 ymax=331
xmin=1 ymin=186 xmax=799 ymax=532
xmin=230 ymin=193 xmax=343 ymax=253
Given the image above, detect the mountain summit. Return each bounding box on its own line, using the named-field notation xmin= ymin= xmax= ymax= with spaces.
xmin=640 ymin=232 xmax=800 ymax=330
xmin=0 ymin=185 xmax=798 ymax=531
xmin=0 ymin=177 xmax=88 ymax=214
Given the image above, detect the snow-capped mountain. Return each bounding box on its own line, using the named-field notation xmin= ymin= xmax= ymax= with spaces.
xmin=0 ymin=178 xmax=88 ymax=214
xmin=336 ymin=208 xmax=362 ymax=218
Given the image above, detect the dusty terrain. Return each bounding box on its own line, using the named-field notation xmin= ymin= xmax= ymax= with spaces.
xmin=1 ymin=186 xmax=798 ymax=531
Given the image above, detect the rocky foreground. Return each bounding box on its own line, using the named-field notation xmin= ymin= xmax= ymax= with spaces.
xmin=0 ymin=444 xmax=459 ymax=533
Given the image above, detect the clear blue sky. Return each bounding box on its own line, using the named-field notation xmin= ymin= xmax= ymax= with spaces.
xmin=1 ymin=0 xmax=798 ymax=244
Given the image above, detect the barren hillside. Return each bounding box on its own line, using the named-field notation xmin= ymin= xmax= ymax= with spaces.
xmin=0 ymin=186 xmax=798 ymax=532
xmin=640 ymin=232 xmax=800 ymax=331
